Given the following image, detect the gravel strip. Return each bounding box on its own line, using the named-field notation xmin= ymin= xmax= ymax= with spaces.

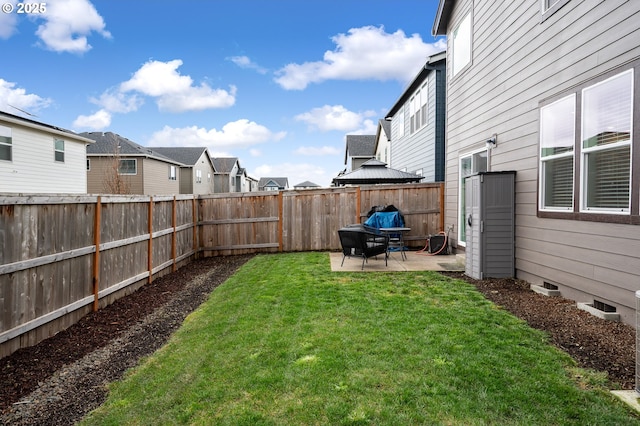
xmin=0 ymin=255 xmax=251 ymax=426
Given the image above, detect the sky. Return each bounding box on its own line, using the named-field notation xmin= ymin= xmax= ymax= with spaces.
xmin=0 ymin=0 xmax=446 ymax=188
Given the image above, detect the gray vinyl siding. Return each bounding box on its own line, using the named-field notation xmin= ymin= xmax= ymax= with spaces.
xmin=390 ymin=64 xmax=445 ymax=182
xmin=443 ymin=0 xmax=640 ymax=325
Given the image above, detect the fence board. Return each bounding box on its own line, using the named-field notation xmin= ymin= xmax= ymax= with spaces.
xmin=1 ymin=184 xmax=442 ymax=357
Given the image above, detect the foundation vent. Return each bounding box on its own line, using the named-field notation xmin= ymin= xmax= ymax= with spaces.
xmin=593 ymin=300 xmax=616 ymax=313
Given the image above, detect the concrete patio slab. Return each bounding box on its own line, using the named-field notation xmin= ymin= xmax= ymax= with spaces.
xmin=330 ymin=250 xmax=465 ymax=272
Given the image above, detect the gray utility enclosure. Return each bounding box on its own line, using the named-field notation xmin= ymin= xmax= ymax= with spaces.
xmin=465 ymin=171 xmax=516 ymax=280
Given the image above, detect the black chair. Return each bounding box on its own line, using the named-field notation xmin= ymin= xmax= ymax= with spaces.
xmin=338 ymin=228 xmax=389 ymax=270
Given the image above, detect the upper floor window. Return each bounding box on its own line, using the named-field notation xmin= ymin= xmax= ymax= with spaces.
xmin=196 ymin=169 xmax=202 ymax=183
xmin=539 ymin=69 xmax=634 ymax=217
xmin=410 ymin=82 xmax=428 ymax=134
xmin=452 ymin=12 xmax=471 ymax=76
xmin=54 ymin=139 xmax=65 ymax=162
xmin=87 ymin=159 xmax=91 ymax=170
xmin=0 ymin=125 xmax=11 ymax=161
xmin=118 ymin=159 xmax=137 ymax=175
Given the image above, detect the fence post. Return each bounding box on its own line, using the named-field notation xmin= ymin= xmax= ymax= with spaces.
xmin=278 ymin=191 xmax=283 ymax=252
xmin=356 ymin=186 xmax=361 ymax=224
xmin=192 ymin=197 xmax=198 ymax=259
xmin=172 ymin=196 xmax=177 ymax=272
xmin=92 ymin=196 xmax=101 ymax=311
xmin=148 ymin=197 xmax=154 ymax=284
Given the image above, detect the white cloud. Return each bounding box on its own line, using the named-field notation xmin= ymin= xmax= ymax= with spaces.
xmin=275 ymin=25 xmax=447 ymax=90
xmin=253 ymin=162 xmax=333 ymax=188
xmin=35 ymin=0 xmax=111 ymax=53
xmin=120 ymin=59 xmax=237 ymax=112
xmin=229 ymin=55 xmax=268 ymax=74
xmin=294 ymin=105 xmax=376 ymax=132
xmin=0 ymin=78 xmax=52 ymax=113
xmin=147 ymin=119 xmax=286 ymax=149
xmin=91 ymin=89 xmax=143 ymax=113
xmin=249 ymin=149 xmax=262 ymax=157
xmin=73 ymin=109 xmax=111 ymax=129
xmin=349 ymin=119 xmax=378 ymax=135
xmin=294 ymin=146 xmax=341 ymax=156
xmin=0 ymin=2 xmax=18 ymax=39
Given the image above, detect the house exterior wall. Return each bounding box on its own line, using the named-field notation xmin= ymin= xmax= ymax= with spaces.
xmin=0 ymin=122 xmax=88 ymax=194
xmin=390 ymin=64 xmax=445 ymax=182
xmin=179 ymin=168 xmax=193 ymax=194
xmin=142 ymin=159 xmax=180 ymax=195
xmin=351 ymin=157 xmax=370 ymax=170
xmin=375 ymin=127 xmax=391 ymax=165
xmin=440 ymin=0 xmax=640 ymax=325
xmin=190 ymin=151 xmax=215 ymax=195
xmin=213 ymin=162 xmax=239 ymax=193
xmin=87 ymin=156 xmax=144 ymax=194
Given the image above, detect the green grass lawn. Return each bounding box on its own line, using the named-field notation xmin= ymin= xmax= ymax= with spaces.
xmin=81 ymin=252 xmax=639 ymax=425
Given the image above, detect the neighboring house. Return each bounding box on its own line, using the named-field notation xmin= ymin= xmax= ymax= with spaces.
xmin=433 ymin=0 xmax=640 ymax=325
xmin=258 ymin=177 xmax=289 ymax=191
xmin=211 ymin=157 xmax=250 ymax=193
xmin=0 ymin=111 xmax=94 ymax=194
xmin=294 ymin=181 xmax=321 ymax=189
xmin=344 ymin=134 xmax=376 ymax=171
xmin=246 ymin=174 xmax=260 ymax=192
xmin=384 ymin=51 xmax=446 ymax=182
xmin=374 ymin=119 xmax=392 ymax=165
xmin=151 ymin=147 xmax=216 ymax=195
xmin=236 ymin=167 xmax=259 ymax=192
xmin=82 ymin=132 xmax=182 ymax=195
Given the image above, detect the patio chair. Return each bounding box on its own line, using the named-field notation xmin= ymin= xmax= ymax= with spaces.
xmin=338 ymin=228 xmax=389 ymax=270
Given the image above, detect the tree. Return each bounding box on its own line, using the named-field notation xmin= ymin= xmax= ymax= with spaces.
xmin=103 ymin=144 xmax=131 ymax=194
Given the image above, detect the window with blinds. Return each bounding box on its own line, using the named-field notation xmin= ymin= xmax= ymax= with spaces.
xmin=581 ymin=70 xmax=632 ymax=212
xmin=540 ymin=94 xmax=575 ymax=210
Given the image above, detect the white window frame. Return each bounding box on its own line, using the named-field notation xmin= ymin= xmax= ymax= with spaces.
xmin=169 ymin=165 xmax=177 ymax=181
xmin=196 ymin=169 xmax=202 ymax=183
xmin=579 ymin=70 xmax=633 ymax=214
xmin=541 ymin=0 xmax=571 ymax=21
xmin=458 ymin=148 xmax=488 ymax=246
xmin=118 ymin=159 xmax=137 ymax=175
xmin=409 ymin=82 xmax=429 ymax=135
xmin=54 ymin=138 xmax=65 ymax=163
xmin=539 ymin=94 xmax=575 ymax=211
xmin=0 ymin=125 xmax=12 ymax=162
xmin=452 ymin=12 xmax=471 ymax=76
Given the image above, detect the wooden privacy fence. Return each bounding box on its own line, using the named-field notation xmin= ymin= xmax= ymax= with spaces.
xmin=199 ymin=183 xmax=444 ymax=255
xmin=0 ymin=194 xmax=197 ymax=358
xmin=0 ymin=182 xmax=443 ymax=357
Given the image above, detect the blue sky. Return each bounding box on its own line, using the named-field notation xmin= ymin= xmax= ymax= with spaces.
xmin=0 ymin=0 xmax=445 ymax=188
